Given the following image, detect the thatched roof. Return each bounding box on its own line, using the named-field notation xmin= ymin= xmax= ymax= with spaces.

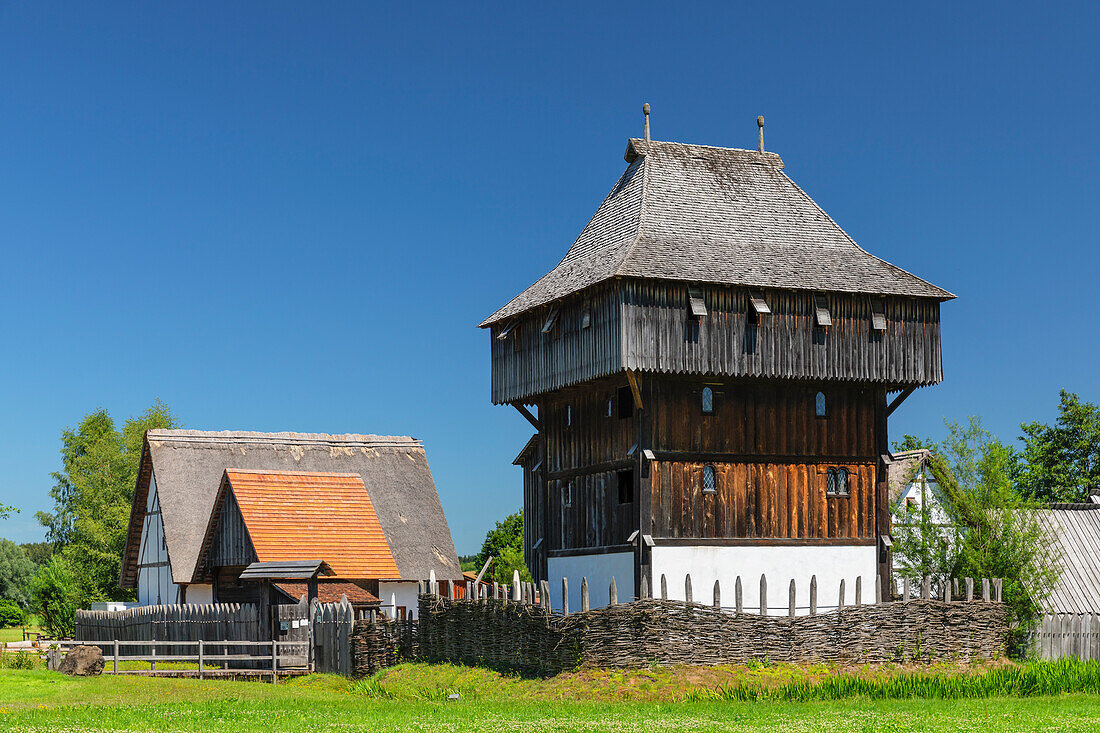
xmin=885 ymin=449 xmax=934 ymax=507
xmin=482 ymin=138 xmax=953 ymax=327
xmin=120 ymin=430 xmax=463 ymax=588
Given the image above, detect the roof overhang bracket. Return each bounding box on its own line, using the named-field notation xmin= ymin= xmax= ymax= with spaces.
xmin=886 ymin=387 xmax=916 ymax=417
xmin=626 ymin=370 xmax=643 ymax=411
xmin=512 ymin=403 xmax=540 ymax=430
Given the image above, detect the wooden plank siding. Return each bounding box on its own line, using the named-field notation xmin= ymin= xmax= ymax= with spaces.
xmin=210 ymin=493 xmax=256 ymax=568
xmin=650 ymin=461 xmax=876 ymax=540
xmin=489 ymin=278 xmax=942 ymax=404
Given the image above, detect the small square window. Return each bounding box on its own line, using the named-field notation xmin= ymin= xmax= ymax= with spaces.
xmin=688 ymin=288 xmax=707 ymax=318
xmin=581 ymin=303 xmax=592 ymax=329
xmin=871 ymin=299 xmax=887 ymax=331
xmin=562 ymin=481 xmax=573 ymax=507
xmin=814 ymin=295 xmax=832 ymax=327
xmin=617 ymin=470 xmax=635 ymax=504
xmin=749 ymin=292 xmax=771 ymax=315
xmin=541 ymin=308 xmax=559 ymax=335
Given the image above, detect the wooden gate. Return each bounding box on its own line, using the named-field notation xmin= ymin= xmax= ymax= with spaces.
xmin=273 ymin=596 xmax=310 ymax=668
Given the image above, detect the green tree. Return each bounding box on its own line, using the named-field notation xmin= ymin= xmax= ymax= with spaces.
xmin=19 ymin=542 xmax=53 ymax=567
xmin=891 ymin=418 xmax=1059 ymax=653
xmin=1017 ymin=390 xmax=1100 ymax=503
xmin=472 ymin=510 xmax=533 ymax=584
xmin=28 ymin=555 xmax=79 ymax=638
xmin=0 ymin=539 xmax=37 ymax=606
xmin=36 ymin=401 xmax=179 ymax=605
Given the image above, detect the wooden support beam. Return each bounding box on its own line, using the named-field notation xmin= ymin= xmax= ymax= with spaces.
xmin=886 ymin=387 xmax=916 ymax=417
xmin=512 ymin=403 xmax=539 ymax=430
xmin=626 ymin=370 xmax=643 ymax=411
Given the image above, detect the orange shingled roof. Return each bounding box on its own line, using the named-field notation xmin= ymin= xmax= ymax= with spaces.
xmin=224 ymin=469 xmax=399 ymax=579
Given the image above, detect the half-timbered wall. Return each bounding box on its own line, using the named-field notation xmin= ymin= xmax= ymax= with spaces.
xmin=489 ymin=279 xmax=943 ymax=404
xmin=137 ymin=476 xmax=179 ymax=606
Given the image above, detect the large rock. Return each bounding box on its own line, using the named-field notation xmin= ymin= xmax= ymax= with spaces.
xmin=56 ymin=645 xmax=104 ymax=676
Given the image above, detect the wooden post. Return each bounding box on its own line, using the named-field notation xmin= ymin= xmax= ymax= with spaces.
xmin=759 ymin=574 xmax=767 ymax=616
xmin=562 ymin=577 xmax=569 ymax=616
xmin=921 ymin=576 xmax=930 ymax=600
xmin=467 ymin=580 xmax=474 ymax=600
xmin=609 ymin=577 xmax=618 ymax=605
xmin=903 ymin=577 xmax=910 ymax=601
xmin=512 ymin=571 xmax=521 ymax=602
xmin=735 ymin=576 xmax=743 ymax=613
xmin=446 ymin=580 xmax=454 ymax=600
xmin=272 ymin=639 xmax=278 ymax=683
xmin=855 ymin=576 xmax=862 ymax=606
xmin=788 ymin=579 xmax=796 ymax=618
xmin=640 ymin=574 xmax=649 ymax=600
xmin=660 ymin=574 xmax=667 ymax=600
xmin=810 ymin=575 xmax=817 ymax=614
xmin=982 ymin=578 xmax=990 ymax=602
xmin=713 ymin=579 xmax=721 ymax=609
xmin=429 ymin=569 xmax=436 ymax=595
xmin=684 ymin=574 xmax=693 ymax=604
xmin=540 ymin=580 xmax=552 ymax=611
xmin=838 ymin=579 xmax=845 ymax=609
xmin=993 ymin=578 xmax=1003 ymax=602
xmin=874 ymin=577 xmax=881 ymax=605
xmin=943 ymin=581 xmax=951 ymax=603
xmin=113 ymin=640 xmax=119 ymax=674
xmin=966 ymin=577 xmax=974 ymax=602
xmin=197 ymin=640 xmax=202 ymax=679
xmin=581 ymin=577 xmax=590 ymax=612
xmin=952 ymin=578 xmax=960 ymax=598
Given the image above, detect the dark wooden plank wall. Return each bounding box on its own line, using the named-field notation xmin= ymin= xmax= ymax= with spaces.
xmin=541 ymin=379 xmax=636 ymax=475
xmin=650 ymin=461 xmax=877 ymax=540
xmin=210 ymin=493 xmax=257 ymax=568
xmin=488 ymin=279 xmax=943 ymax=404
xmin=646 ymin=378 xmax=878 ymax=459
xmin=490 ymin=283 xmax=622 ymax=405
xmin=548 ymin=471 xmax=636 ymax=552
xmin=622 ymin=281 xmax=942 ymax=388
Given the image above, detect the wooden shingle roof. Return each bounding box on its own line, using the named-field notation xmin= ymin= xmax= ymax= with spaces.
xmin=219 ymin=470 xmax=400 ymax=580
xmin=482 ymin=138 xmax=953 ymax=327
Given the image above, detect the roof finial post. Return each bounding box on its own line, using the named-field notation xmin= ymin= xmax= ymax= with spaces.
xmin=643 ymin=103 xmax=651 ymax=143
xmin=757 ymin=115 xmax=765 ymax=153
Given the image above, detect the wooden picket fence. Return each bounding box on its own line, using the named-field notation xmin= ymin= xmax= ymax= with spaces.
xmin=1034 ymin=613 xmax=1100 ymax=660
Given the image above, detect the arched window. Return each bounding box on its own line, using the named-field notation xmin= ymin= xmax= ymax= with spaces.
xmin=837 ymin=468 xmax=849 ymax=496
xmin=815 ymin=391 xmax=827 ymax=417
xmin=826 ymin=468 xmax=837 ymax=495
xmin=702 ymin=465 xmax=717 ymax=494
xmin=701 ymin=386 xmax=714 ymax=415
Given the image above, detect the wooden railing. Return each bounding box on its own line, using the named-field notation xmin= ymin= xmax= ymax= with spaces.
xmin=56 ymin=639 xmax=309 ymax=679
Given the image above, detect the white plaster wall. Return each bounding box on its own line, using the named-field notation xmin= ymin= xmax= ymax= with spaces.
xmin=185 ymin=584 xmax=214 ymax=604
xmin=650 ymin=545 xmax=877 ymax=615
xmin=898 ymin=468 xmax=950 ymax=525
xmin=379 ymin=581 xmax=421 ymax=620
xmin=547 ymin=552 xmax=635 ymax=610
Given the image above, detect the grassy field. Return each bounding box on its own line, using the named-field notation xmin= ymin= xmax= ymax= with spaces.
xmin=2 ymin=661 xmax=1100 ymax=731
xmin=0 ymin=624 xmax=42 ymax=644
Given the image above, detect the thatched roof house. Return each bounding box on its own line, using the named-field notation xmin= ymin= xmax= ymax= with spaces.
xmin=119 ymin=430 xmax=462 ymax=613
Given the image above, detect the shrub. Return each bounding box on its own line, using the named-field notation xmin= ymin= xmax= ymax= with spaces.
xmin=0 ymin=600 xmax=25 ymax=628
xmin=28 ymin=555 xmax=79 ymax=638
xmin=0 ymin=650 xmax=37 ymax=670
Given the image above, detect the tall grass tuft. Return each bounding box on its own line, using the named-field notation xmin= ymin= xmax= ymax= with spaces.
xmin=685 ymin=659 xmax=1100 ymax=702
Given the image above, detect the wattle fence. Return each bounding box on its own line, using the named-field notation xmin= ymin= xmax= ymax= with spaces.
xmin=404 ymin=572 xmax=1009 ymax=674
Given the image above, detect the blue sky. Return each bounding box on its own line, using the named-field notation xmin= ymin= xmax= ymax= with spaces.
xmin=1 ymin=2 xmax=1097 ymax=553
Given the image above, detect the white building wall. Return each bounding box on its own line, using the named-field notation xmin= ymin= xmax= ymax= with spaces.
xmin=136 ymin=476 xmax=182 ymax=606
xmin=547 ymin=552 xmax=635 ymax=610
xmin=378 ymin=581 xmax=421 ymax=620
xmin=650 ymin=545 xmax=877 ymax=615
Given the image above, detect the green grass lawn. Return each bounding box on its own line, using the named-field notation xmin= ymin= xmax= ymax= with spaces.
xmin=0 ymin=625 xmax=42 ymax=644
xmin=2 ymin=663 xmax=1100 ymax=732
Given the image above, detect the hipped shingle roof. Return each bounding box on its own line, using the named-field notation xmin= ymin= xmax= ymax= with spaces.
xmin=481 ymin=138 xmax=953 ymax=327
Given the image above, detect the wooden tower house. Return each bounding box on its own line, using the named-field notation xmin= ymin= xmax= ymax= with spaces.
xmin=480 ymin=112 xmax=953 ymax=608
